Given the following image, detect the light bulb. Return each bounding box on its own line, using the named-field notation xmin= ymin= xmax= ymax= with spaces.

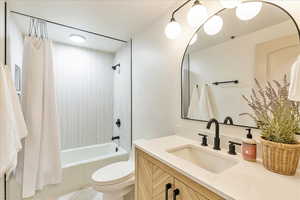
xmin=204 ymin=15 xmax=223 ymax=35
xmin=236 ymin=2 xmax=262 ymax=21
xmin=69 ymin=34 xmax=86 ymax=43
xmin=189 ymin=34 xmax=198 ymax=45
xmin=165 ymin=18 xmax=182 ymax=39
xmin=187 ymin=1 xmax=208 ymax=28
xmin=220 ymin=0 xmax=240 ymax=8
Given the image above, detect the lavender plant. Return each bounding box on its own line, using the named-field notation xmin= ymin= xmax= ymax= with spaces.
xmin=241 ymin=75 xmax=300 ymax=144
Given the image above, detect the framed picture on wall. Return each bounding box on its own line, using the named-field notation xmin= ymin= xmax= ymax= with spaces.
xmin=15 ymin=64 xmax=21 ymax=92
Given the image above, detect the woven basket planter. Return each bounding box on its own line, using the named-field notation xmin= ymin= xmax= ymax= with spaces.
xmin=261 ymin=137 xmax=300 ymax=176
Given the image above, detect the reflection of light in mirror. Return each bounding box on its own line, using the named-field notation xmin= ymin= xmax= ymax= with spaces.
xmin=189 ymin=34 xmax=198 ymax=45
xmin=204 ymin=15 xmax=223 ymax=35
xmin=187 ymin=1 xmax=208 ymax=27
xmin=165 ymin=19 xmax=181 ymax=39
xmin=236 ymin=2 xmax=262 ymax=21
xmin=220 ymin=0 xmax=240 ymax=8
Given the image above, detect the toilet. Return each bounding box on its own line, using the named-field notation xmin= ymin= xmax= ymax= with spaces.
xmin=91 ymin=161 xmax=135 ymax=200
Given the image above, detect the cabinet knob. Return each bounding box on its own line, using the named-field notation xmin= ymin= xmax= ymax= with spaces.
xmin=173 ymin=189 xmax=180 ymax=200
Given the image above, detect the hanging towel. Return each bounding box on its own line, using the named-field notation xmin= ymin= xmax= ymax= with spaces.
xmin=0 ymin=66 xmax=27 ymax=179
xmin=289 ymin=55 xmax=300 ymax=101
xmin=19 ymin=36 xmax=62 ymax=198
xmin=188 ymin=85 xmax=201 ymax=119
xmin=199 ymin=84 xmax=215 ymax=120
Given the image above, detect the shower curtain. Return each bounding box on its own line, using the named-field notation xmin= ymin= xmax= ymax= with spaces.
xmin=19 ymin=36 xmax=62 ymax=198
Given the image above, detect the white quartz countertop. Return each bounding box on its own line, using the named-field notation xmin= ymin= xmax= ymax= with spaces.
xmin=134 ymin=135 xmax=300 ymax=200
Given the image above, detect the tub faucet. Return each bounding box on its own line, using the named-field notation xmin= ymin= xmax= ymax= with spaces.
xmin=206 ymin=118 xmax=221 ymax=150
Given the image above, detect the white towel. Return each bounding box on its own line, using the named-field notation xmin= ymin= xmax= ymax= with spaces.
xmin=199 ymin=84 xmax=215 ymax=120
xmin=187 ymin=85 xmax=201 ymax=119
xmin=289 ymin=55 xmax=300 ymax=101
xmin=0 ymin=66 xmax=27 ymax=179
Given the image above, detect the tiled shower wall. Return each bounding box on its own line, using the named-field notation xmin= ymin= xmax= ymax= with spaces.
xmin=113 ymin=43 xmax=132 ymax=152
xmin=54 ymin=43 xmax=115 ymax=150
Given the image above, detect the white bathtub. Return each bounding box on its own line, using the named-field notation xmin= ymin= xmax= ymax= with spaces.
xmin=61 ymin=142 xmax=127 ymax=168
xmin=26 ymin=143 xmax=129 ymax=199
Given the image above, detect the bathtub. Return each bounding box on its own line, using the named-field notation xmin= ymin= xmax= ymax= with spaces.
xmin=61 ymin=142 xmax=127 ymax=168
xmin=25 ymin=143 xmax=129 ymax=199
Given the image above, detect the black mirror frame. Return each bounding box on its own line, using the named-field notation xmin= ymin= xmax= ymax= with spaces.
xmin=180 ymin=0 xmax=300 ymax=129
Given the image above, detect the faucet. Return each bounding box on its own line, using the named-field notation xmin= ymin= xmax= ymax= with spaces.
xmin=223 ymin=116 xmax=233 ymax=125
xmin=206 ymin=118 xmax=221 ymax=150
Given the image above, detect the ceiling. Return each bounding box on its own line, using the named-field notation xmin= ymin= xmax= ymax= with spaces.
xmin=9 ymin=0 xmax=180 ymax=53
xmin=188 ymin=2 xmax=297 ymax=53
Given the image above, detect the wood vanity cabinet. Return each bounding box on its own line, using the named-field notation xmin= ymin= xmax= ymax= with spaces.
xmin=135 ymin=148 xmax=225 ymax=200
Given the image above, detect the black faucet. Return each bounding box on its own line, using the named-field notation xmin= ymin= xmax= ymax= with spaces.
xmin=223 ymin=116 xmax=233 ymax=125
xmin=206 ymin=118 xmax=221 ymax=150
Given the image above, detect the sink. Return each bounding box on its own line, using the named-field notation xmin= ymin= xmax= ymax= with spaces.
xmin=167 ymin=144 xmax=238 ymax=174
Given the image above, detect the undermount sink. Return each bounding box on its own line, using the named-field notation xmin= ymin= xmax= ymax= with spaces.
xmin=167 ymin=144 xmax=238 ymax=174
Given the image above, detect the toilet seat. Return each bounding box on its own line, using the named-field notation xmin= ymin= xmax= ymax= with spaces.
xmin=92 ymin=161 xmax=134 ymax=186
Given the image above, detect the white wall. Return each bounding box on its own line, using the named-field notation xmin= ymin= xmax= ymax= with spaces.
xmin=131 ymin=0 xmax=300 ymax=143
xmin=8 ymin=17 xmax=23 ymax=81
xmin=187 ymin=21 xmax=296 ymax=127
xmin=54 ymin=43 xmax=114 ymax=150
xmin=113 ymin=42 xmax=132 ymax=151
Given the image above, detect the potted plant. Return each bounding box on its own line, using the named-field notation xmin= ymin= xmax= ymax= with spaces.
xmin=241 ymin=75 xmax=300 ymax=176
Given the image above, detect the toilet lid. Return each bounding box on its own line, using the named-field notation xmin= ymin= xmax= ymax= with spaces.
xmin=92 ymin=161 xmax=134 ymax=185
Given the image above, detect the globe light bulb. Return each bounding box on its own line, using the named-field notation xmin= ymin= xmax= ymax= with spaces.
xmin=187 ymin=1 xmax=208 ymax=28
xmin=236 ymin=2 xmax=262 ymax=21
xmin=220 ymin=0 xmax=240 ymax=8
xmin=204 ymin=15 xmax=223 ymax=35
xmin=189 ymin=34 xmax=198 ymax=45
xmin=165 ymin=18 xmax=182 ymax=39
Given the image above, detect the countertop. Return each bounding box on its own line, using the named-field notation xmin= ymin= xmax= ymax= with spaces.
xmin=134 ymin=135 xmax=300 ymax=200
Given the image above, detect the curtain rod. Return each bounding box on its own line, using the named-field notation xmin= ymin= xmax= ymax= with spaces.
xmin=10 ymin=10 xmax=128 ymax=43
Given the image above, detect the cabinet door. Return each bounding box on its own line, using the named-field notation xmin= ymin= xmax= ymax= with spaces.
xmin=136 ymin=150 xmax=153 ymax=200
xmin=152 ymin=165 xmax=174 ymax=200
xmin=174 ymin=179 xmax=208 ymax=200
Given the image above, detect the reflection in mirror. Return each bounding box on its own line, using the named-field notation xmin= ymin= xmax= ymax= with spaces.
xmin=181 ymin=1 xmax=300 ymax=128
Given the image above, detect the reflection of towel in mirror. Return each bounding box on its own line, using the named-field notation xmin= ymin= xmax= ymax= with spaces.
xmin=289 ymin=55 xmax=300 ymax=101
xmin=187 ymin=85 xmax=201 ymax=119
xmin=199 ymin=84 xmax=215 ymax=120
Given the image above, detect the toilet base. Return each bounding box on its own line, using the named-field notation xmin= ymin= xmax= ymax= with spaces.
xmin=101 ymin=185 xmax=133 ymax=200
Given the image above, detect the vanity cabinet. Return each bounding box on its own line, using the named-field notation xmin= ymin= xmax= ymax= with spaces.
xmin=135 ymin=148 xmax=224 ymax=200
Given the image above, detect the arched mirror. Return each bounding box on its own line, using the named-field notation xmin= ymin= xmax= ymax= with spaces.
xmin=181 ymin=1 xmax=300 ymax=128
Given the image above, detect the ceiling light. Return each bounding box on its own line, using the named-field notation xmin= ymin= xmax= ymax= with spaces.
xmin=236 ymin=2 xmax=262 ymax=21
xmin=204 ymin=15 xmax=223 ymax=35
xmin=220 ymin=0 xmax=240 ymax=8
xmin=187 ymin=0 xmax=208 ymax=28
xmin=165 ymin=18 xmax=182 ymax=39
xmin=69 ymin=34 xmax=86 ymax=43
xmin=189 ymin=34 xmax=198 ymax=45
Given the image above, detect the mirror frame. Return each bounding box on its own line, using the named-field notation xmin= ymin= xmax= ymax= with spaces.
xmin=180 ymin=0 xmax=300 ymax=129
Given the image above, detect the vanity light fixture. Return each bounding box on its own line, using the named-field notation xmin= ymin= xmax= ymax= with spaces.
xmin=187 ymin=0 xmax=208 ymax=27
xmin=219 ymin=0 xmax=240 ymax=8
xmin=189 ymin=34 xmax=198 ymax=45
xmin=165 ymin=17 xmax=182 ymax=39
xmin=204 ymin=15 xmax=223 ymax=35
xmin=69 ymin=34 xmax=86 ymax=43
xmin=165 ymin=0 xmax=208 ymax=39
xmin=236 ymin=2 xmax=262 ymax=21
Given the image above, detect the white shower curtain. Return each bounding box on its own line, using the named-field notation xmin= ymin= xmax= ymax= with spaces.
xmin=19 ymin=36 xmax=62 ymax=198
